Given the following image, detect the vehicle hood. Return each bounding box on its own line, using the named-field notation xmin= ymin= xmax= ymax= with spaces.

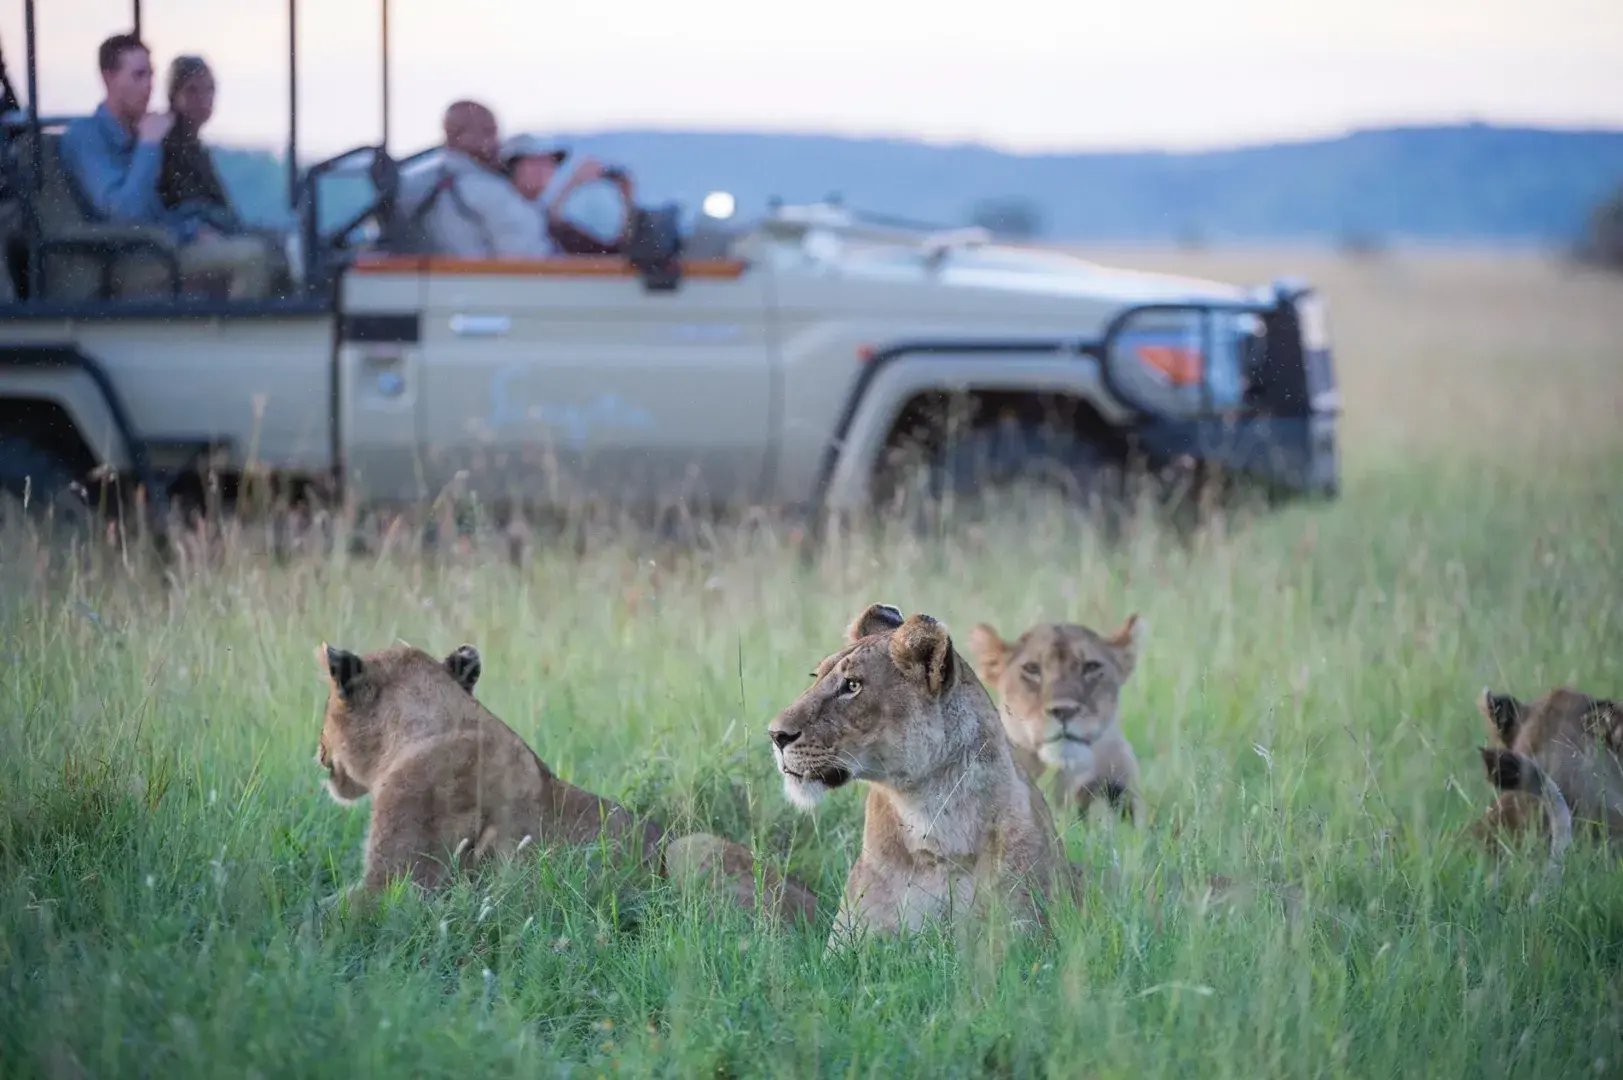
xmin=743 ymin=205 xmax=1253 ymax=307
xmin=751 ymin=230 xmax=1253 ymax=307
xmin=928 ymin=245 xmax=1249 ymax=305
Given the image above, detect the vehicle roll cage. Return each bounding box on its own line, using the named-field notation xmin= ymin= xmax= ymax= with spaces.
xmin=3 ymin=0 xmax=399 ymax=305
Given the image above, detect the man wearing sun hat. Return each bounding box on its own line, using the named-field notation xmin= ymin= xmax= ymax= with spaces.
xmin=501 ymin=133 xmax=638 ymax=255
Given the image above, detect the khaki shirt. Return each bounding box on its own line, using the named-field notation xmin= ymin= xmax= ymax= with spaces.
xmin=413 ymin=149 xmax=554 ymax=258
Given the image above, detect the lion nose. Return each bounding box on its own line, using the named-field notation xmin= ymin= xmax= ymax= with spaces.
xmin=1047 ymin=704 xmax=1081 ymax=725
xmin=771 ymin=728 xmax=801 ymax=750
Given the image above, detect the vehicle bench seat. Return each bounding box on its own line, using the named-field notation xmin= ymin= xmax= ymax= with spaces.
xmin=8 ymin=130 xmax=180 ymax=302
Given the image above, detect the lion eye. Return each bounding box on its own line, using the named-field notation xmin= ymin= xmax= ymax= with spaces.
xmin=841 ymin=677 xmax=862 ymax=696
xmin=1082 ymin=660 xmax=1105 ymax=677
xmin=1020 ymin=661 xmax=1042 ymax=681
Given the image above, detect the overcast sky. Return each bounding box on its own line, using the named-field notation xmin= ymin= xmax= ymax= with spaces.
xmin=7 ymin=0 xmax=1621 ymax=157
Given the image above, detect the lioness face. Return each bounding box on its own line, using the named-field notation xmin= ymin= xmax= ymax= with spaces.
xmin=768 ymin=604 xmax=959 ymax=809
xmin=312 ymin=641 xmax=483 ymax=805
xmin=969 ymin=616 xmax=1138 ymax=770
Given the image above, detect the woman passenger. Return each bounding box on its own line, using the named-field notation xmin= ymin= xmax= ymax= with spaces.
xmin=157 ymin=55 xmax=240 ymax=234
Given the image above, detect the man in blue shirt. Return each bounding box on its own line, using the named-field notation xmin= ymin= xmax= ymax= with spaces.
xmin=59 ymin=33 xmax=270 ymax=300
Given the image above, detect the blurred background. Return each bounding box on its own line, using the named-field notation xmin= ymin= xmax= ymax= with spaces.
xmin=7 ymin=0 xmax=1623 ymax=257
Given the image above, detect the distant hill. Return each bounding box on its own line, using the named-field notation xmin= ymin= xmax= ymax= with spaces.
xmin=217 ymin=123 xmax=1623 ymax=246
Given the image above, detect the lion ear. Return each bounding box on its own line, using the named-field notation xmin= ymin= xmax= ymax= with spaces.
xmin=890 ymin=614 xmax=956 ymax=696
xmin=1478 ymin=689 xmax=1524 ymax=746
xmin=323 ymin=643 xmax=365 ymax=699
xmin=1582 ymin=699 xmax=1623 ymax=756
xmin=1105 ymin=613 xmax=1142 ymax=677
xmin=1479 ymin=746 xmax=1525 ymax=791
xmin=846 ymin=603 xmax=905 ymax=643
xmin=967 ymin=623 xmax=1009 ymax=682
xmin=444 ymin=644 xmax=481 ymax=694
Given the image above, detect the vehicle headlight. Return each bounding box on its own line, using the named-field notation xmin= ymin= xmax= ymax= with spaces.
xmin=1208 ymin=312 xmax=1264 ymax=409
xmin=1110 ymin=310 xmax=1262 ymax=415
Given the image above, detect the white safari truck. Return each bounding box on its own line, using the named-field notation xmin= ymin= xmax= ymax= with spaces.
xmin=0 ymin=1 xmax=1339 ymax=529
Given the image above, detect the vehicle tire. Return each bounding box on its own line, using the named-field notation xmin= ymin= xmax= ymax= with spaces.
xmin=935 ymin=417 xmax=1122 ymax=515
xmin=0 ymin=434 xmax=96 ymax=537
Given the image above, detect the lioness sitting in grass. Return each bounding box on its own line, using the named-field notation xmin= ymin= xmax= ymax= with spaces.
xmin=767 ymin=604 xmax=1066 ymax=944
xmin=1473 ymin=686 xmax=1623 ymax=865
xmin=315 ymin=641 xmax=815 ymax=922
xmin=969 ymin=614 xmax=1143 ymax=821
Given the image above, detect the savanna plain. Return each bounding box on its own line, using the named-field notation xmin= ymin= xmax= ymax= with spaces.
xmin=2 ymin=249 xmax=1620 ymax=1079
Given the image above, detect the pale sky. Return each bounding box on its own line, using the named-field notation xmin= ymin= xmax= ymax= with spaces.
xmin=7 ymin=0 xmax=1622 ymax=158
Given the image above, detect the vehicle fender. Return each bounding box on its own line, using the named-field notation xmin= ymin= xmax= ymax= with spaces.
xmin=0 ymin=365 xmax=133 ymax=471
xmin=818 ymin=351 xmax=1133 ymax=512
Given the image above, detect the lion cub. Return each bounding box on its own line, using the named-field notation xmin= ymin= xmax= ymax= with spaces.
xmin=969 ymin=614 xmax=1142 ymax=821
xmin=1472 ymin=686 xmax=1623 ymax=863
xmin=316 ymin=641 xmax=816 ymax=922
xmin=768 ymin=604 xmax=1066 ymax=944
xmin=316 ymin=641 xmax=662 ymax=893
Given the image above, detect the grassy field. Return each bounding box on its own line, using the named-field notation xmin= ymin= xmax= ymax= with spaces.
xmin=3 ymin=249 xmax=1621 ymax=1078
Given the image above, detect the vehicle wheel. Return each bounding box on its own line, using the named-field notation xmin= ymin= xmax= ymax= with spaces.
xmin=936 ymin=418 xmax=1122 ymax=515
xmin=0 ymin=434 xmax=96 ymax=537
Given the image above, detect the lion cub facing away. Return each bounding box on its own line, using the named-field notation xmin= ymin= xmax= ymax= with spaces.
xmin=969 ymin=614 xmax=1142 ymax=821
xmin=768 ymin=604 xmax=1066 ymax=944
xmin=1473 ymin=686 xmax=1623 ymax=863
xmin=316 ymin=641 xmax=815 ymax=922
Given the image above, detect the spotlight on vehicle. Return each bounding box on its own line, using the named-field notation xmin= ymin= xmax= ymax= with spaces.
xmin=702 ymin=190 xmax=737 ymax=220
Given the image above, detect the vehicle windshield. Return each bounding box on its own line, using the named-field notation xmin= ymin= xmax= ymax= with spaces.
xmin=734 ymin=205 xmax=1075 ymax=274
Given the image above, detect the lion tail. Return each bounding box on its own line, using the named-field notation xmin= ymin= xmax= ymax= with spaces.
xmin=662 ymin=832 xmax=818 ymax=926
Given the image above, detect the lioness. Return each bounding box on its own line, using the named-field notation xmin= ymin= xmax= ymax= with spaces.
xmin=316 ymin=641 xmax=815 ymax=922
xmin=768 ymin=604 xmax=1065 ymax=944
xmin=1472 ymin=686 xmax=1623 ymax=863
xmin=968 ymin=614 xmax=1142 ymax=821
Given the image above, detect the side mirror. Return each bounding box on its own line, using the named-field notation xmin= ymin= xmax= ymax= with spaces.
xmin=626 ymin=203 xmax=684 ymax=292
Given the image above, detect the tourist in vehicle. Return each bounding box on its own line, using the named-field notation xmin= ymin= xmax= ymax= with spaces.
xmin=501 ymin=133 xmax=638 ymax=255
xmin=158 ymin=55 xmax=290 ymax=295
xmin=157 ymin=56 xmax=236 ymax=229
xmin=59 ymin=34 xmax=168 ymax=225
xmin=60 ymin=34 xmax=270 ymax=300
xmin=420 ymin=100 xmax=553 ymax=258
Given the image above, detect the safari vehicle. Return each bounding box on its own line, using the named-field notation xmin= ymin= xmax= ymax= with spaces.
xmin=0 ymin=0 xmax=1340 ymax=533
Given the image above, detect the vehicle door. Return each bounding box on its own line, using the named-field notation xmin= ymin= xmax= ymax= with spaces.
xmin=406 ymin=258 xmax=775 ymax=508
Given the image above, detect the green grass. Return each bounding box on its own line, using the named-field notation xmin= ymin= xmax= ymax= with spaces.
xmin=3 ymin=252 xmax=1621 ymax=1078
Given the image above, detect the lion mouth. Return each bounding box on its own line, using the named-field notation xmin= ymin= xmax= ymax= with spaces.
xmin=813 ymin=766 xmax=852 ymax=788
xmin=1049 ymin=733 xmax=1094 ymax=746
xmin=783 ymin=766 xmax=853 ymax=788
